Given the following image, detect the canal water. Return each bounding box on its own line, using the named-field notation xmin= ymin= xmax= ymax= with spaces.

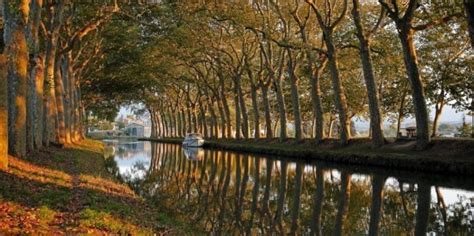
xmin=104 ymin=140 xmax=474 ymax=235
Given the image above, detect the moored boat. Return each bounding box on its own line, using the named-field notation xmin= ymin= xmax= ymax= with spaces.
xmin=182 ymin=133 xmax=205 ymax=147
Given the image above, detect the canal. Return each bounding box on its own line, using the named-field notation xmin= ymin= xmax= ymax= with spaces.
xmin=104 ymin=140 xmax=474 ymax=235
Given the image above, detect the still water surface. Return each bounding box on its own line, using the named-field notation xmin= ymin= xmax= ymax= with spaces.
xmin=104 ymin=140 xmax=474 ymax=235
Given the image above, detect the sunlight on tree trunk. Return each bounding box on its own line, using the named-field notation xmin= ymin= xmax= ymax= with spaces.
xmin=0 ymin=55 xmax=8 ymax=169
xmin=5 ymin=1 xmax=30 ymax=158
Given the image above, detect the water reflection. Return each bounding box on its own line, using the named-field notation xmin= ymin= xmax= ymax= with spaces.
xmin=183 ymin=147 xmax=205 ymax=161
xmin=108 ymin=141 xmax=474 ymax=235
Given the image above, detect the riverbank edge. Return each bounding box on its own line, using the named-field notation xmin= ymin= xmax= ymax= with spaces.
xmin=0 ymin=139 xmax=195 ymax=234
xmin=139 ymin=137 xmax=474 ymax=176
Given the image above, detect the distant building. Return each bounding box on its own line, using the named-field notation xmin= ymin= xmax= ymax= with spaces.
xmin=126 ymin=122 xmax=145 ymax=137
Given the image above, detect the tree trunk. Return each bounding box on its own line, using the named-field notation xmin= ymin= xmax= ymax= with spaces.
xmin=217 ymin=99 xmax=226 ymax=138
xmin=67 ymin=52 xmax=76 ymax=143
xmin=199 ymin=104 xmax=208 ymax=138
xmin=398 ymin=27 xmax=430 ymax=149
xmin=54 ymin=53 xmax=67 ymax=144
xmin=161 ymin=111 xmax=168 ymax=137
xmin=208 ymin=101 xmax=218 ymax=139
xmin=234 ymin=79 xmax=242 ymax=139
xmin=149 ymin=109 xmax=155 ymax=138
xmin=26 ymin=0 xmax=43 ymax=152
xmin=75 ymin=83 xmax=83 ymax=140
xmin=352 ymin=0 xmax=384 ymax=147
xmin=43 ymin=2 xmax=63 ymax=146
xmin=250 ymin=84 xmax=260 ymax=139
xmin=274 ymin=75 xmax=287 ymax=141
xmin=0 ymin=55 xmax=8 ymax=169
xmin=431 ymin=100 xmax=444 ymax=138
xmin=61 ymin=54 xmax=72 ymax=144
xmin=5 ymin=1 xmax=30 ymax=158
xmin=261 ymin=84 xmax=273 ymax=139
xmin=465 ymin=0 xmax=474 ymax=48
xmin=396 ymin=89 xmax=407 ymax=138
xmin=287 ymin=50 xmax=303 ymax=141
xmin=156 ymin=110 xmax=162 ymax=137
xmin=308 ymin=55 xmax=326 ymax=143
xmin=186 ymin=105 xmax=192 ymax=134
xmin=180 ymin=109 xmax=186 ymax=137
xmin=219 ymin=76 xmax=232 ymax=137
xmin=192 ymin=107 xmax=198 ymax=133
xmin=324 ymin=31 xmax=351 ymax=145
xmin=237 ymin=76 xmax=249 ymax=139
xmin=30 ymin=51 xmax=45 ymax=148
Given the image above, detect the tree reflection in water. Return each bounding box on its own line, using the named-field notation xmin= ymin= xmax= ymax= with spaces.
xmin=115 ymin=142 xmax=474 ymax=235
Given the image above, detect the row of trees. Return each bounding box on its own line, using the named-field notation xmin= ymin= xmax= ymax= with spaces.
xmin=126 ymin=0 xmax=473 ymax=149
xmin=0 ymin=0 xmax=121 ymax=168
xmin=2 ymin=0 xmax=472 ymax=167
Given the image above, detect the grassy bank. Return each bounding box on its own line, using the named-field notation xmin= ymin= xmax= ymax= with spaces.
xmin=141 ymin=137 xmax=474 ymax=176
xmin=0 ymin=139 xmax=192 ymax=234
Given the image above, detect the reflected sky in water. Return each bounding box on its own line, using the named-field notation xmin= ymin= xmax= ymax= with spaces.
xmin=105 ymin=140 xmax=474 ymax=235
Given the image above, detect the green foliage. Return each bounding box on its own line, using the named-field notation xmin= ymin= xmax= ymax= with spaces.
xmin=457 ymin=115 xmax=473 ymax=137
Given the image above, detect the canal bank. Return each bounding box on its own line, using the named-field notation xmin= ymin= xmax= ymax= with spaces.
xmin=0 ymin=139 xmax=193 ymax=234
xmin=139 ymin=137 xmax=474 ymax=176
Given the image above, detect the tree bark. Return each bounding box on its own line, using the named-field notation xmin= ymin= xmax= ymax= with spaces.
xmin=234 ymin=79 xmax=242 ymax=139
xmin=0 ymin=55 xmax=8 ymax=169
xmin=250 ymin=84 xmax=260 ymax=139
xmin=149 ymin=108 xmax=156 ymax=138
xmin=43 ymin=2 xmax=63 ymax=146
xmin=176 ymin=108 xmax=182 ymax=137
xmin=465 ymin=0 xmax=474 ymax=48
xmin=431 ymin=100 xmax=444 ymax=138
xmin=325 ymin=32 xmax=351 ymax=145
xmin=54 ymin=53 xmax=67 ymax=144
xmin=216 ymin=99 xmax=226 ymax=138
xmin=208 ymin=100 xmax=218 ymax=138
xmin=308 ymin=55 xmax=327 ymax=143
xmin=219 ymin=75 xmax=232 ymax=137
xmin=398 ymin=27 xmax=431 ymax=149
xmin=273 ymin=74 xmax=287 ymax=141
xmin=287 ymin=49 xmax=303 ymax=141
xmin=186 ymin=104 xmax=192 ymax=134
xmin=261 ymin=84 xmax=273 ymax=139
xmin=352 ymin=0 xmax=385 ymax=147
xmin=26 ymin=0 xmax=43 ymax=152
xmin=180 ymin=108 xmax=186 ymax=137
xmin=33 ymin=54 xmax=44 ymax=148
xmin=396 ymin=89 xmax=407 ymax=138
xmin=61 ymin=53 xmax=72 ymax=144
xmin=237 ymin=76 xmax=249 ymax=139
xmin=5 ymin=0 xmax=30 ymax=158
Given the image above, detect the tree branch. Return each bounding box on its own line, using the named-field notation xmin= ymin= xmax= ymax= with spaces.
xmin=412 ymin=12 xmax=463 ymax=31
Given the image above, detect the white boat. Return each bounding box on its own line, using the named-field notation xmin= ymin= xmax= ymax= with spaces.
xmin=182 ymin=133 xmax=205 ymax=147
